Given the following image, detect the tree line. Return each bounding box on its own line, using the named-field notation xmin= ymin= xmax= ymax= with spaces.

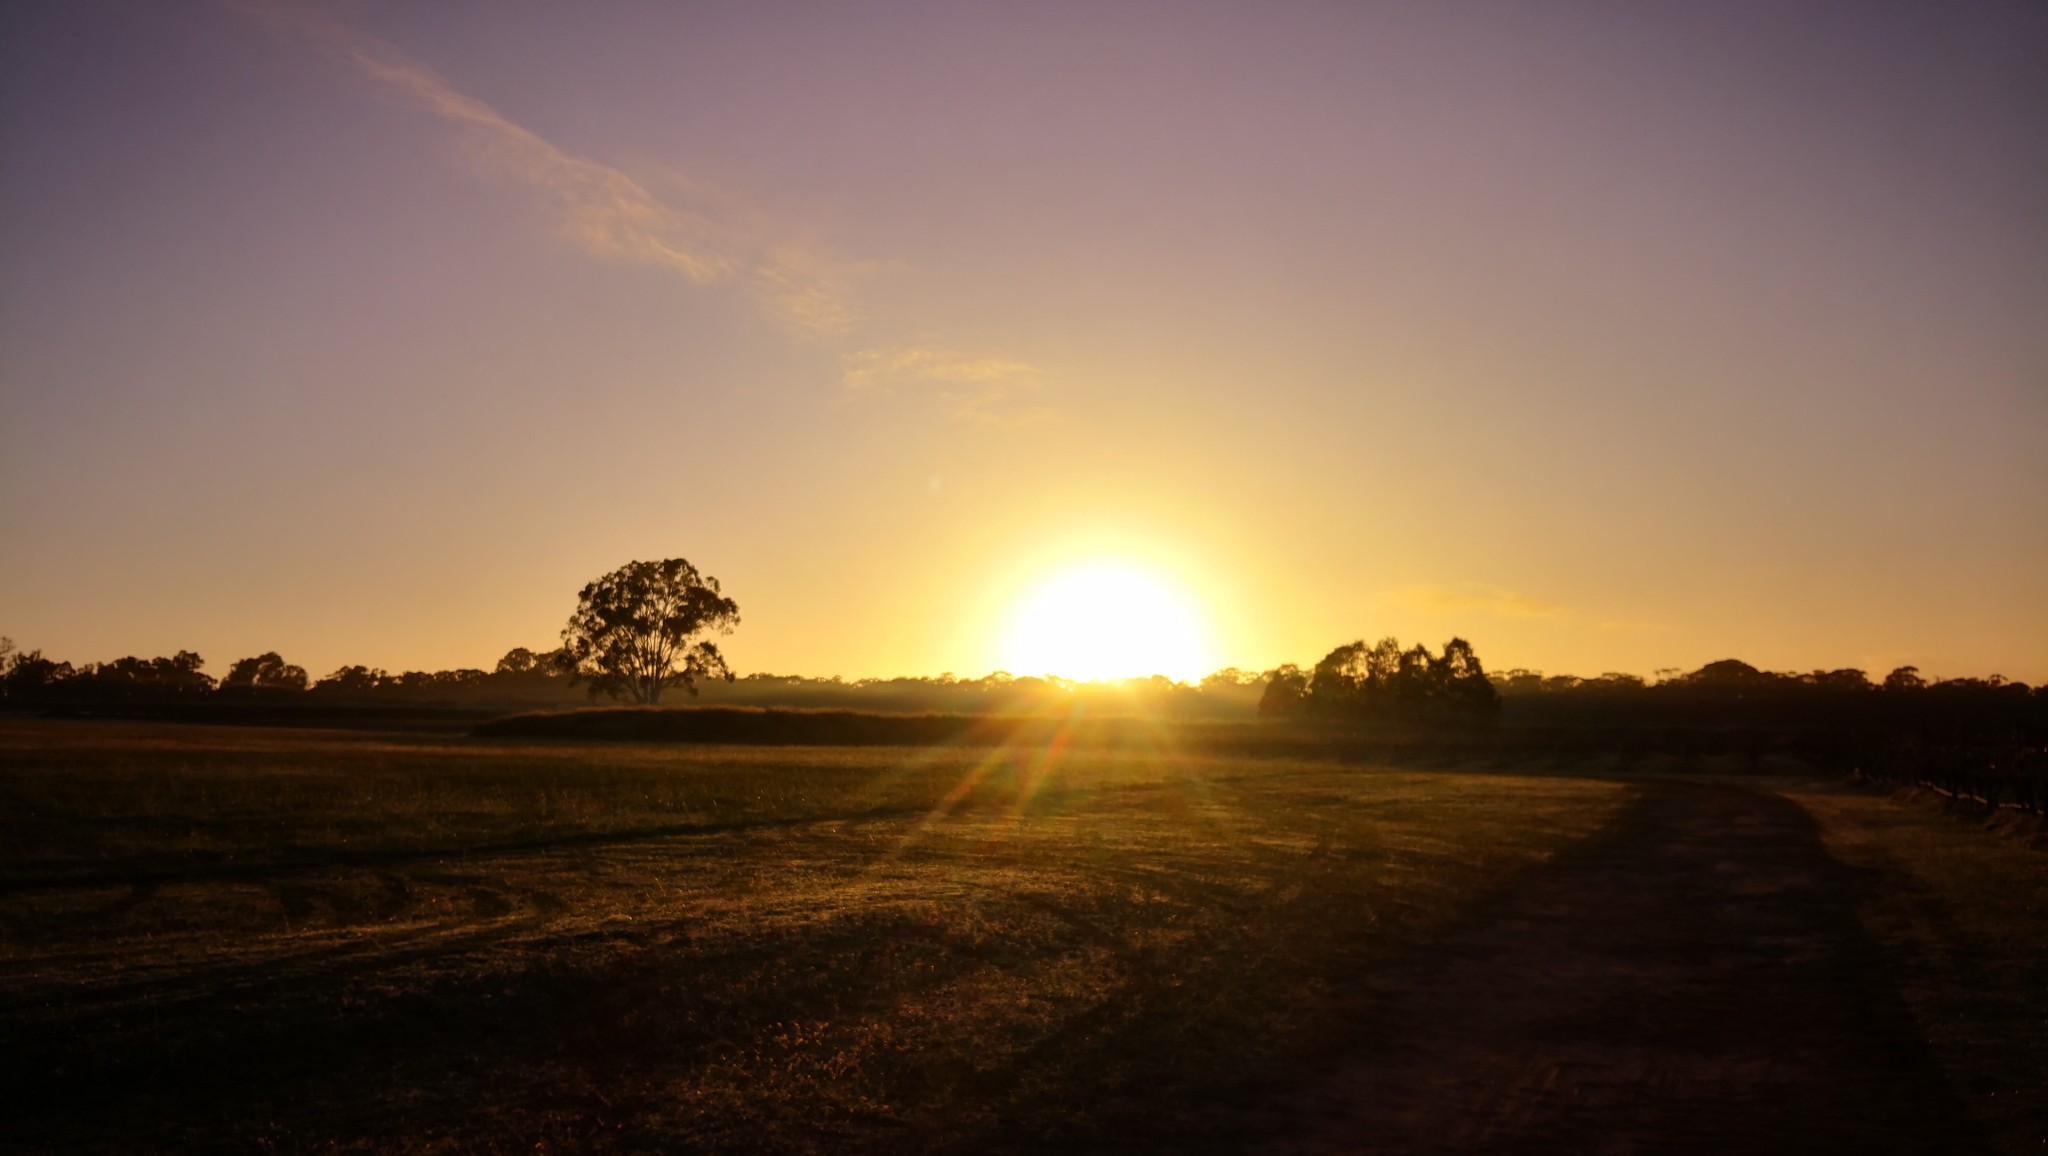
xmin=3 ymin=555 xmax=2040 ymax=739
xmin=1256 ymin=636 xmax=1502 ymax=724
xmin=0 ymin=636 xmax=1261 ymax=717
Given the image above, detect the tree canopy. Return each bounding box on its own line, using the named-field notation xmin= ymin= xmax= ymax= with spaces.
xmin=220 ymin=651 xmax=308 ymax=692
xmin=1261 ymin=636 xmax=1499 ymax=725
xmin=560 ymin=558 xmax=739 ymax=704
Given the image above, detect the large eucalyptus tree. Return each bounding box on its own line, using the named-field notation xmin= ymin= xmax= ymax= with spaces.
xmin=560 ymin=558 xmax=739 ymax=704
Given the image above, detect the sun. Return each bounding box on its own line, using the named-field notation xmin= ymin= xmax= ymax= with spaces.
xmin=1001 ymin=564 xmax=1214 ymax=682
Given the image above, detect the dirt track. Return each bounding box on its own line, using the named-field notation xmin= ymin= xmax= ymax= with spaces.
xmin=1254 ymin=782 xmax=1984 ymax=1155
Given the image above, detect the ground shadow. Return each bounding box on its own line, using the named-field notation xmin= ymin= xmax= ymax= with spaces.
xmin=1240 ymin=781 xmax=1984 ymax=1155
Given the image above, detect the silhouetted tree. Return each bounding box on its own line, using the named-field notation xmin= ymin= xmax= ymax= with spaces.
xmin=221 ymin=652 xmax=308 ymax=692
xmin=1436 ymin=637 xmax=1501 ymax=717
xmin=1884 ymin=665 xmax=1926 ymax=691
xmin=1295 ymin=636 xmax=1498 ymax=725
xmin=561 ymin=558 xmax=738 ymax=704
xmin=2 ymin=649 xmax=73 ymax=700
xmin=1588 ymin=672 xmax=1648 ymax=691
xmin=1684 ymin=659 xmax=1777 ymax=687
xmin=78 ymin=651 xmax=214 ymax=695
xmin=495 ymin=647 xmax=543 ymax=675
xmin=1305 ymin=638 xmax=1389 ymax=716
xmin=1258 ymin=664 xmax=1308 ymax=717
xmin=315 ymin=665 xmax=388 ymax=693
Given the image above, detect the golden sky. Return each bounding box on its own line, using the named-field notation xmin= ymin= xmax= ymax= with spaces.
xmin=2 ymin=1 xmax=2044 ymax=683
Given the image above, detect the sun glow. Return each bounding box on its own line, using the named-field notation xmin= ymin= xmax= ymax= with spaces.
xmin=1001 ymin=564 xmax=1214 ymax=682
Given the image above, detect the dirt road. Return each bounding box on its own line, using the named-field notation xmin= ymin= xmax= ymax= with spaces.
xmin=1254 ymin=781 xmax=1983 ymax=1155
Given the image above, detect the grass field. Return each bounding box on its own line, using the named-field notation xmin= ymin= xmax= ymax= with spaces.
xmin=0 ymin=721 xmax=1628 ymax=1153
xmin=1781 ymin=783 xmax=2048 ymax=1155
xmin=2 ymin=720 xmax=2041 ymax=1154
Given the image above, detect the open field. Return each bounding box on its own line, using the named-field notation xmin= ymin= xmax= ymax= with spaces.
xmin=1783 ymin=784 xmax=2048 ymax=1154
xmin=0 ymin=721 xmax=2042 ymax=1153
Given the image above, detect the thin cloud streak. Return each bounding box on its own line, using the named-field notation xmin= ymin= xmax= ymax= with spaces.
xmin=232 ymin=0 xmax=1040 ymax=394
xmin=234 ymin=1 xmax=748 ymax=285
xmin=753 ymin=246 xmax=863 ymax=339
xmin=355 ymin=52 xmax=741 ymax=285
xmin=842 ymin=345 xmax=1049 ymax=424
xmin=841 ymin=346 xmax=1040 ymax=392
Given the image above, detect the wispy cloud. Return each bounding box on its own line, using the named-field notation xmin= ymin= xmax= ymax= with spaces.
xmin=753 ymin=246 xmax=863 ymax=339
xmin=841 ymin=345 xmax=1047 ymax=422
xmin=234 ymin=2 xmax=750 ymax=283
xmin=233 ymin=1 xmax=1030 ymax=391
xmin=842 ymin=346 xmax=1040 ymax=392
xmin=1389 ymin=583 xmax=1568 ymax=620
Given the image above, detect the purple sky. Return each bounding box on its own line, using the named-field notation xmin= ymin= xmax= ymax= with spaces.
xmin=3 ymin=0 xmax=2044 ymax=682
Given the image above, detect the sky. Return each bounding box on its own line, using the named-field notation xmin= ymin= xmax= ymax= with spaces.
xmin=2 ymin=0 xmax=2044 ymax=684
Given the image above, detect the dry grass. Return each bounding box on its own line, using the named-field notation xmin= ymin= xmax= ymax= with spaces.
xmin=0 ymin=721 xmax=1627 ymax=1154
xmin=1779 ymin=781 xmax=2048 ymax=1156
